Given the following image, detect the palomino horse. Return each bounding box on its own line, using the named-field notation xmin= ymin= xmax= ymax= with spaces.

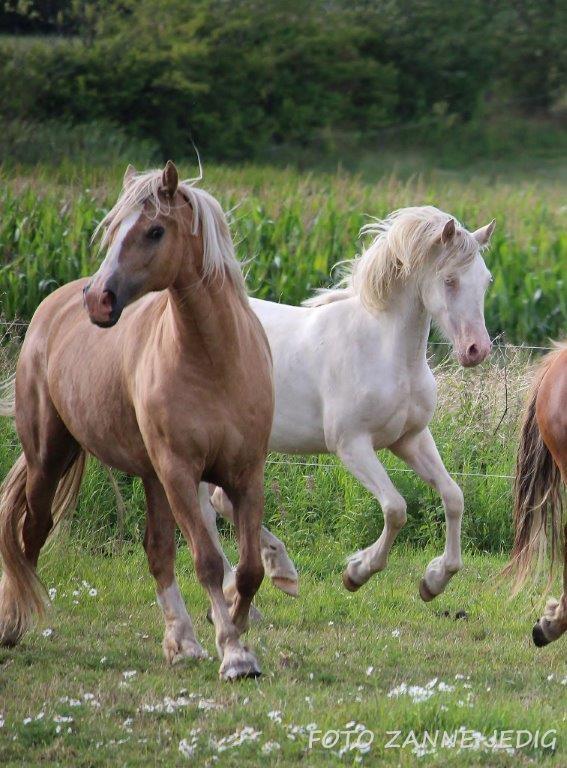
xmin=0 ymin=162 xmax=274 ymax=680
xmin=208 ymin=207 xmax=495 ymax=604
xmin=507 ymin=343 xmax=567 ymax=646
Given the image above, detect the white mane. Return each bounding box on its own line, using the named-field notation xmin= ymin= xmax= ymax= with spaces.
xmin=303 ymin=205 xmax=480 ymax=311
xmin=93 ymin=169 xmax=246 ymax=298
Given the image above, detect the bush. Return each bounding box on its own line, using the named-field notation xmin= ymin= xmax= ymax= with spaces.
xmin=4 ymin=0 xmax=564 ymax=160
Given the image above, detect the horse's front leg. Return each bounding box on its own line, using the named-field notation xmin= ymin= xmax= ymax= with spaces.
xmin=336 ymin=435 xmax=408 ymax=591
xmin=532 ymin=523 xmax=567 ymax=646
xmin=156 ymin=462 xmax=261 ymax=680
xmin=210 ymin=485 xmax=298 ymax=597
xmin=198 ymin=483 xmax=263 ymax=622
xmin=391 ymin=428 xmax=464 ymax=601
xmin=143 ymin=478 xmax=207 ymax=664
xmin=223 ymin=467 xmax=266 ymax=638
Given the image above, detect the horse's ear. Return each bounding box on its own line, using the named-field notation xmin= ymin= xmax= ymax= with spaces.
xmin=162 ymin=160 xmax=178 ymax=197
xmin=441 ymin=218 xmax=455 ymax=244
xmin=472 ymin=219 xmax=496 ymax=246
xmin=123 ymin=164 xmax=137 ymax=187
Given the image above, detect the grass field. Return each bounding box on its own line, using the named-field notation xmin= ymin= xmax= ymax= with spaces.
xmin=0 ymin=545 xmax=565 ymax=767
xmin=0 ymin=146 xmax=566 ymax=766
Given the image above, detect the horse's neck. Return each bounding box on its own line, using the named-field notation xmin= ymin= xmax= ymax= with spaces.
xmin=166 ymin=265 xmax=247 ymax=367
xmin=367 ymin=282 xmax=431 ymax=367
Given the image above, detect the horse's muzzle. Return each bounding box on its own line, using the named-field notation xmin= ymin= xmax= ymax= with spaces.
xmin=83 ymin=283 xmax=121 ymax=327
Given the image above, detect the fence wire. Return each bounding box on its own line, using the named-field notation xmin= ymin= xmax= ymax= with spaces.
xmin=0 ymin=323 xmax=557 ymax=485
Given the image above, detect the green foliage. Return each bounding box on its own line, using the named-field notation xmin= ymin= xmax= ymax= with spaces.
xmin=0 ymin=161 xmax=564 ymax=341
xmin=1 ymin=0 xmax=565 ymax=159
xmin=0 ymin=118 xmax=158 ymax=168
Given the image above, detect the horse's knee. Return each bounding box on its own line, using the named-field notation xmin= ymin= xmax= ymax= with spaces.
xmin=442 ymin=483 xmax=464 ymax=520
xmin=194 ymin=548 xmax=225 ymax=590
xmin=384 ymin=496 xmax=407 ymax=530
xmin=235 ymin=560 xmax=264 ymax=600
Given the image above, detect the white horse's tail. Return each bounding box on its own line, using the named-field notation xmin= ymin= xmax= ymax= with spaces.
xmin=0 ymin=375 xmax=16 ymax=418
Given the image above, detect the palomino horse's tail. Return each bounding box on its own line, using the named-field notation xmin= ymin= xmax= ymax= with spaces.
xmin=506 ymin=348 xmax=565 ymax=594
xmin=0 ymin=449 xmax=86 ymax=645
xmin=0 ymin=374 xmax=16 ymax=418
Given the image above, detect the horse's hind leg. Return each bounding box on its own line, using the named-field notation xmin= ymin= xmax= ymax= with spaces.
xmin=532 ymin=453 xmax=567 ymax=647
xmin=391 ymin=428 xmax=464 ymax=601
xmin=0 ymin=393 xmax=82 ymax=645
xmin=143 ymin=477 xmax=207 ymax=663
xmin=533 ymin=522 xmax=567 ymax=646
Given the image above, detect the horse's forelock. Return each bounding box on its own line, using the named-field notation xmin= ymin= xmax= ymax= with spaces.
xmin=92 ymin=171 xmax=246 ymax=299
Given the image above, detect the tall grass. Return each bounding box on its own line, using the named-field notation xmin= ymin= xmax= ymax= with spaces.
xmin=0 ymin=161 xmax=565 ymax=341
xmin=0 ymin=342 xmax=530 ymax=560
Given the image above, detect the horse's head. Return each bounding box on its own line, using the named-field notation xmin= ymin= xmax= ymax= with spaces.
xmin=84 ymin=161 xmax=189 ymax=327
xmin=421 ymin=217 xmax=495 ymax=367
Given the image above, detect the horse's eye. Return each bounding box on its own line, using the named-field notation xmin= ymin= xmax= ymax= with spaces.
xmin=147 ymin=225 xmax=164 ymax=241
xmin=444 ymin=276 xmax=457 ymax=289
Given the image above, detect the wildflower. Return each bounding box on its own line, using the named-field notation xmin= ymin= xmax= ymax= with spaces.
xmin=53 ymin=715 xmax=73 ymax=724
xmin=262 ymin=740 xmax=281 ymax=754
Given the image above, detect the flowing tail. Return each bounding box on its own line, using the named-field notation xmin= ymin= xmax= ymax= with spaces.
xmin=505 ymin=350 xmax=564 ymax=593
xmin=0 ymin=449 xmax=86 ymax=646
xmin=0 ymin=374 xmax=16 ymax=418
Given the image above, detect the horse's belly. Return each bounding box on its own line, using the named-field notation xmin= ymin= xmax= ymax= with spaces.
xmin=268 ymin=379 xmax=327 ymax=453
xmin=269 ymin=418 xmax=327 ymax=454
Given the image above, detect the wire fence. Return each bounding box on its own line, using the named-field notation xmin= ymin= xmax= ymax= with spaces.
xmin=0 ymin=321 xmax=557 ymax=486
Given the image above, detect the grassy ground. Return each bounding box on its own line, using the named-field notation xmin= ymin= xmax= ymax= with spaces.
xmin=0 ymin=544 xmax=565 ymax=767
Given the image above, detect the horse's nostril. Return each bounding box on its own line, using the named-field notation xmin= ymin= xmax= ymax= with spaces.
xmin=467 ymin=343 xmax=478 ymax=358
xmin=101 ymin=289 xmax=117 ymax=312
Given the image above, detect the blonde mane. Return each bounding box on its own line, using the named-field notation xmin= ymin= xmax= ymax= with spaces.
xmin=93 ymin=170 xmax=246 ymax=298
xmin=304 ymin=206 xmax=480 ymax=311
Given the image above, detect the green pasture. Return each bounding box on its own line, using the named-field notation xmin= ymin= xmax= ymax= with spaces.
xmin=0 ymin=546 xmax=565 ymax=767
xmin=0 ymin=133 xmax=566 ymax=767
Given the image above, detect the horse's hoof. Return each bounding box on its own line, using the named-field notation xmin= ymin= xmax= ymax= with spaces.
xmin=163 ymin=637 xmax=208 ymax=665
xmin=532 ymin=621 xmax=551 ymax=648
xmin=342 ymin=569 xmax=362 ymax=592
xmin=219 ymin=647 xmax=261 ymax=682
xmin=271 ymin=577 xmax=299 ymax=597
xmin=419 ymin=578 xmax=436 ymax=602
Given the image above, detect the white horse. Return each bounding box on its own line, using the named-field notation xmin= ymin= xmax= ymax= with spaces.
xmin=208 ymin=205 xmax=495 ymax=605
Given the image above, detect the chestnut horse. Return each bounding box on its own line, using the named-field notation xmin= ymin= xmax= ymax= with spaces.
xmin=0 ymin=162 xmax=274 ymax=680
xmin=508 ymin=342 xmax=567 ymax=646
